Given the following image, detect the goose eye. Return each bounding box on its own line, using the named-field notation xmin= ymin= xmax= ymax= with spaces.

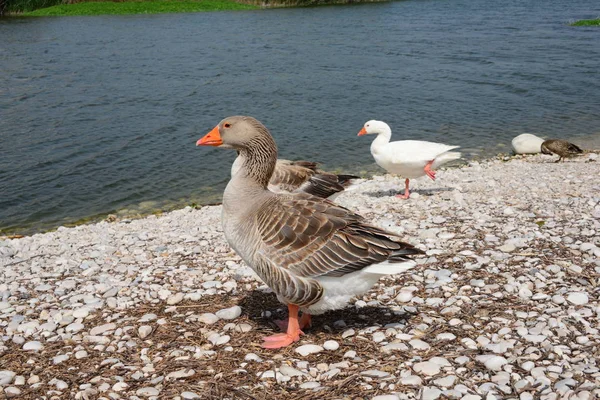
xmin=223 ymin=123 xmax=231 ymax=128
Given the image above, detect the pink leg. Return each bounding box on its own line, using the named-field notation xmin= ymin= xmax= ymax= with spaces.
xmin=424 ymin=160 xmax=436 ymax=180
xmin=395 ymin=178 xmax=410 ymax=199
xmin=262 ymin=304 xmax=304 ymax=349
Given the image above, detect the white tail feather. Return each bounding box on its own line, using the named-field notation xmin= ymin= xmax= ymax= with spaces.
xmin=362 ymin=260 xmax=416 ymax=275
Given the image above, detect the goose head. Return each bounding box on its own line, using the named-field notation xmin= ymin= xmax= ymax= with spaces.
xmin=197 ymin=116 xmax=278 ymax=186
xmin=358 ymin=120 xmax=391 ymax=136
xmin=197 ymin=116 xmax=276 ymax=151
xmin=540 ymin=142 xmax=552 ymax=155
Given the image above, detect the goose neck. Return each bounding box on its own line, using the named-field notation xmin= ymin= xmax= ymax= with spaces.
xmin=372 ymin=128 xmax=392 ymax=149
xmin=232 ymin=135 xmax=277 ymax=189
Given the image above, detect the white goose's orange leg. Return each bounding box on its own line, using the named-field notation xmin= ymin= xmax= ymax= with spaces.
xmin=395 ymin=178 xmax=411 ymax=199
xmin=262 ymin=304 xmax=303 ymax=349
xmin=424 ymin=159 xmax=436 ymax=180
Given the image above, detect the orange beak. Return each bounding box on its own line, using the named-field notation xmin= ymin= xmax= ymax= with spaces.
xmin=358 ymin=127 xmax=367 ymax=136
xmin=197 ymin=125 xmax=223 ymax=146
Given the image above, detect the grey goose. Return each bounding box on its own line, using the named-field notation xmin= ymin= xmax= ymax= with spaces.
xmin=197 ymin=116 xmax=424 ymax=348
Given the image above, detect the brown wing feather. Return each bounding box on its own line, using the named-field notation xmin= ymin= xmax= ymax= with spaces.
xmin=270 ymin=160 xmax=316 ymax=189
xmin=255 ymin=194 xmax=423 ymax=279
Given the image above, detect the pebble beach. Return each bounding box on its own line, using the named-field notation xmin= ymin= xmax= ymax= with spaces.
xmin=1 ymin=152 xmax=599 ymax=400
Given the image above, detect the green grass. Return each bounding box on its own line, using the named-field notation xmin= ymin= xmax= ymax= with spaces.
xmin=22 ymin=0 xmax=258 ymax=16
xmin=570 ymin=18 xmax=600 ymax=26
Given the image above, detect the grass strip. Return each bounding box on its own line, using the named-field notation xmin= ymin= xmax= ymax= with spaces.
xmin=23 ymin=0 xmax=258 ymax=16
xmin=570 ymin=18 xmax=600 ymax=26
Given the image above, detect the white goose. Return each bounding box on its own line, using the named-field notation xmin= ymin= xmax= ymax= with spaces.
xmin=358 ymin=120 xmax=461 ymax=199
xmin=197 ymin=116 xmax=424 ymax=349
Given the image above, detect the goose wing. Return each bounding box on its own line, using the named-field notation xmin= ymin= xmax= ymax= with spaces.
xmin=270 ymin=160 xmax=317 ymax=189
xmin=255 ymin=193 xmax=423 ymax=279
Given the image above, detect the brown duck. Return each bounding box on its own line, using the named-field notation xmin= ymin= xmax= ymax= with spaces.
xmin=233 ymin=157 xmax=358 ymax=200
xmin=197 ymin=116 xmax=424 ymax=349
xmin=541 ymin=139 xmax=583 ymax=162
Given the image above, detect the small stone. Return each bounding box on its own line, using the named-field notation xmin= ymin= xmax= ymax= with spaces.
xmin=434 ymin=375 xmax=457 ymax=387
xmin=373 ymin=331 xmax=387 ymax=343
xmin=409 ymin=339 xmax=430 ymax=350
xmin=73 ymin=308 xmax=90 ymax=319
xmin=480 ymin=355 xmax=508 ymax=371
xmin=181 ymin=392 xmax=201 ymax=400
xmin=414 ymin=361 xmax=441 ymax=376
xmin=341 ymin=328 xmax=355 ymax=338
xmin=422 ymin=387 xmax=443 ymax=400
xmin=139 ymin=313 xmax=157 ymax=322
xmin=567 ymin=292 xmax=589 ymax=305
xmin=360 ymin=369 xmax=390 ymax=378
xmin=138 ymin=325 xmax=152 ymax=339
xmin=66 ymin=322 xmax=84 ymax=333
xmin=244 ymin=353 xmax=262 ymax=362
xmin=436 ymin=333 xmax=456 ymax=341
xmin=382 ymin=342 xmax=409 ymax=352
xmin=4 ymin=387 xmax=21 ymax=398
xmin=499 ymin=244 xmax=516 ymax=253
xmin=23 ymin=341 xmax=44 ymax=351
xmin=0 ymin=370 xmax=16 ymax=385
xmin=90 ymin=323 xmax=116 ymax=336
xmin=520 ymin=361 xmax=535 ymax=371
xmin=343 ymin=350 xmax=356 ymax=358
xmin=395 ymin=291 xmax=413 ymax=302
xmin=215 ymin=335 xmax=230 ymax=346
xmin=299 ymin=381 xmax=321 ymax=389
xmin=372 ymin=395 xmax=400 ymax=400
xmin=136 ymin=387 xmax=160 ymax=397
xmin=113 ymin=382 xmax=129 ymax=391
xmin=52 ymin=379 xmax=68 ymax=390
xmin=166 ymin=369 xmax=195 ymax=380
xmin=53 ymin=354 xmax=69 ymax=364
xmin=167 ymin=292 xmax=185 ymax=305
xmin=279 ymin=365 xmax=304 ymax=377
xmin=323 ymin=340 xmax=339 ymax=351
xmin=197 ymin=313 xmax=219 ymax=324
xmin=295 ymin=344 xmax=323 ymax=356
xmin=75 ymin=350 xmax=88 ymax=359
xmin=400 ymin=375 xmax=422 ymax=386
xmin=215 ymin=306 xmax=242 ymax=320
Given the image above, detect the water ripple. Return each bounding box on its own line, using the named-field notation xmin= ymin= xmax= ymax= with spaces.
xmin=1 ymin=0 xmax=599 ymax=234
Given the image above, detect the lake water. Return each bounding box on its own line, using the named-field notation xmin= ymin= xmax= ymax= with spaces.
xmin=1 ymin=0 xmax=600 ymax=234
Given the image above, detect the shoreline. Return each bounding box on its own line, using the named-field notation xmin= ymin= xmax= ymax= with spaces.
xmin=0 ymin=152 xmax=599 ymax=398
xmin=0 ymin=148 xmax=595 ymax=238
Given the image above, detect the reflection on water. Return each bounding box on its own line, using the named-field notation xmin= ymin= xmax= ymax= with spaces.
xmin=1 ymin=0 xmax=599 ymax=234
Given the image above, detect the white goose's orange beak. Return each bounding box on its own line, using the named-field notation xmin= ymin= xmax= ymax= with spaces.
xmin=357 ymin=127 xmax=367 ymax=136
xmin=197 ymin=125 xmax=223 ymax=146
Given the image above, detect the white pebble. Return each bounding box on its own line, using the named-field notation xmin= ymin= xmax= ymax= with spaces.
xmin=138 ymin=325 xmax=153 ymax=339
xmin=0 ymin=370 xmax=16 ymax=385
xmin=215 ymin=305 xmax=242 ymax=320
xmin=167 ymin=292 xmax=185 ymax=305
xmin=400 ymin=375 xmax=422 ymax=386
xmin=567 ymin=292 xmax=589 ymax=305
xmin=197 ymin=313 xmax=219 ymax=324
xmin=136 ymin=387 xmax=160 ymax=396
xmin=295 ymin=344 xmax=323 ymax=356
xmin=23 ymin=341 xmax=44 ymax=351
xmin=323 ymin=340 xmax=339 ymax=351
xmin=413 ymin=361 xmax=441 ymax=376
xmin=4 ymin=387 xmax=21 ymax=398
xmin=181 ymin=392 xmax=201 ymax=400
xmin=479 ymin=355 xmax=508 ymax=371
